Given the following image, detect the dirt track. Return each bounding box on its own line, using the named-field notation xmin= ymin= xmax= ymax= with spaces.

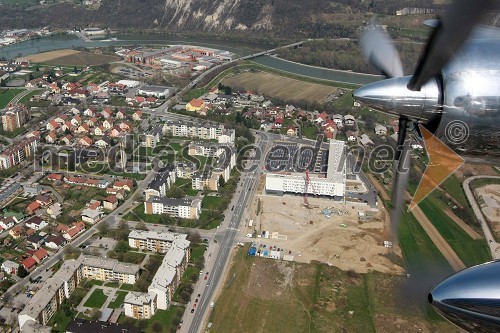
xmin=443 ymin=208 xmax=483 ymax=240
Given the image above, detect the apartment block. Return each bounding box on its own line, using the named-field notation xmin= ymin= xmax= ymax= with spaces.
xmin=162 ymin=120 xmax=235 ymax=143
xmin=1 ymin=104 xmax=30 ymax=131
xmin=144 ymin=164 xmax=176 ymax=201
xmin=144 ymin=196 xmax=201 ymax=219
xmin=79 ymin=254 xmax=140 ymax=284
xmin=124 ymin=235 xmax=190 ymax=318
xmin=0 ymin=136 xmax=38 ymax=170
xmin=18 ymin=259 xmax=83 ymax=330
xmin=128 ymin=230 xmax=188 ymax=253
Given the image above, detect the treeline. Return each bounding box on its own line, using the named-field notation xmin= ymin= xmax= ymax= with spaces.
xmin=278 ymin=39 xmax=423 ymax=75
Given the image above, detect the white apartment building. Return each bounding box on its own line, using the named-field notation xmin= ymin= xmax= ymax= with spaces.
xmin=265 ymin=140 xmax=346 ymax=198
xmin=18 ymin=259 xmax=83 ymax=330
xmin=124 ymin=292 xmax=157 ymax=319
xmin=162 ymin=120 xmax=235 ymax=143
xmin=79 ymin=255 xmax=140 ymax=284
xmin=128 ymin=230 xmax=188 ymax=254
xmin=144 ymin=196 xmax=201 ymax=219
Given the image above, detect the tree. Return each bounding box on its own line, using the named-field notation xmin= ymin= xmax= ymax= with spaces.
xmin=73 ymin=66 xmax=78 ymax=73
xmin=90 ymin=309 xmax=102 ymax=320
xmin=115 ymin=240 xmax=131 ymax=253
xmin=218 ymin=174 xmax=226 ymax=189
xmin=17 ymin=265 xmax=28 ymax=278
xmin=166 ymin=185 xmax=185 ymax=199
xmin=136 ymin=221 xmax=148 ymax=231
xmin=28 ymin=73 xmax=34 ymax=81
xmin=0 ymin=79 xmax=6 ymax=87
xmin=97 ymin=222 xmax=109 ymax=235
xmin=151 ymin=321 xmax=163 ymax=333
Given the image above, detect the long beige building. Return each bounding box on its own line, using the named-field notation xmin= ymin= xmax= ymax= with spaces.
xmin=124 ymin=232 xmax=190 ymax=319
xmin=80 ymin=254 xmax=141 ymax=284
xmin=128 ymin=230 xmax=188 ymax=253
xmin=18 ymin=259 xmax=83 ymax=330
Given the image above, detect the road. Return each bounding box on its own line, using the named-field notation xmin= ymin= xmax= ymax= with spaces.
xmin=182 ymin=131 xmax=270 ymax=333
xmin=463 ymin=175 xmax=500 ymax=260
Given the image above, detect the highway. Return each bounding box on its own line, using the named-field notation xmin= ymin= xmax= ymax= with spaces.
xmin=183 ymin=131 xmax=270 ymax=333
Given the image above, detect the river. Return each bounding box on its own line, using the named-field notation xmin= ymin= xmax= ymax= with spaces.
xmin=0 ymin=34 xmax=382 ymax=86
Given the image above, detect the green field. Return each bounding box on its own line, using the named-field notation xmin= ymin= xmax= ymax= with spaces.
xmin=418 ymin=195 xmax=491 ymax=267
xmin=201 ymin=195 xmax=223 ymax=210
xmin=108 ymin=291 xmax=128 ymax=309
xmin=84 ymin=288 xmax=108 ymax=308
xmin=441 ymin=174 xmax=469 ymax=207
xmin=0 ymin=88 xmax=25 ymax=108
xmin=470 ymin=177 xmax=500 ymax=190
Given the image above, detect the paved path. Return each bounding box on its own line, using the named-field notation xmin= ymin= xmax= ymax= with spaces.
xmin=407 ymin=192 xmax=466 ymax=271
xmin=463 ymin=176 xmax=500 ymax=260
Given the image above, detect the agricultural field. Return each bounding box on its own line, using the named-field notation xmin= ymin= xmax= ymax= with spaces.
xmin=210 ymin=248 xmax=459 ymax=333
xmin=222 ymin=71 xmax=337 ymax=103
xmin=25 ymin=49 xmax=120 ymax=66
xmin=0 ymin=88 xmax=25 ymax=108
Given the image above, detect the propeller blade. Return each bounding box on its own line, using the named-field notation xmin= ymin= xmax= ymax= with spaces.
xmin=360 ymin=21 xmax=404 ymax=78
xmin=408 ymin=0 xmax=497 ymax=91
xmin=390 ymin=118 xmax=411 ymax=244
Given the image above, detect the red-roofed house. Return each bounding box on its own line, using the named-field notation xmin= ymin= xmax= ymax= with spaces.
xmin=22 ymin=257 xmax=37 ymax=271
xmin=77 ymin=124 xmax=90 ymax=134
xmin=47 ymin=173 xmax=63 ymax=182
xmin=113 ymin=179 xmax=134 ymax=192
xmin=103 ymin=195 xmax=118 ymax=210
xmin=32 ymin=248 xmax=48 ymax=263
xmin=186 ymin=99 xmax=206 ymax=112
xmin=45 ymin=132 xmax=57 ymax=144
xmin=46 ymin=120 xmax=59 ymax=131
xmin=79 ymin=136 xmax=93 ymax=147
xmin=274 ymin=117 xmax=283 ymax=129
xmin=9 ymin=225 xmax=25 ymax=239
xmin=26 ymin=201 xmax=41 ymax=215
xmin=132 ymin=111 xmax=142 ymax=121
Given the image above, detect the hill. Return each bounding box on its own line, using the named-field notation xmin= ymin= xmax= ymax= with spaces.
xmin=0 ymin=0 xmax=444 ymax=40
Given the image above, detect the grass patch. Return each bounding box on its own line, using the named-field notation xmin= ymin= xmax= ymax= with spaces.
xmin=83 ymin=288 xmax=107 ymax=308
xmin=470 ymin=177 xmax=500 ymax=190
xmin=418 ymin=195 xmax=491 ymax=267
xmin=441 ymin=174 xmax=469 ymax=207
xmin=105 ymin=281 xmax=120 ymax=288
xmin=84 ymin=279 xmax=104 ymax=287
xmin=123 ymin=203 xmax=162 ymax=224
xmin=0 ymin=88 xmax=25 ymax=108
xmin=201 ymin=195 xmax=223 ymax=210
xmin=120 ymin=283 xmax=135 ymax=291
xmin=108 ymin=290 xmax=128 ymax=309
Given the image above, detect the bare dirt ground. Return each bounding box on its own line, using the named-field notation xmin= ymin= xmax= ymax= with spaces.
xmin=24 ymin=49 xmax=120 ymax=66
xmin=222 ymin=71 xmax=336 ymax=103
xmin=246 ymin=193 xmax=404 ymax=274
xmin=24 ymin=49 xmax=80 ymax=62
xmin=476 ymin=184 xmax=500 ymax=234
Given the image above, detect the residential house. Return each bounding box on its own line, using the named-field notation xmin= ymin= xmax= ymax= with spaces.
xmin=102 ymin=119 xmax=113 ymax=130
xmin=32 ymin=248 xmax=48 ymax=263
xmin=27 ymin=234 xmax=45 ymax=249
xmin=113 ymin=179 xmax=134 ymax=192
xmin=344 ymin=115 xmax=356 ymax=126
xmin=71 ymin=115 xmax=82 ymax=126
xmin=346 ymin=130 xmax=356 ymax=142
xmin=0 ymin=216 xmax=15 ymax=230
xmin=94 ymin=125 xmax=105 ymax=136
xmin=26 ymin=201 xmax=41 ymax=215
xmin=95 ymin=137 xmax=111 ymax=148
xmin=332 ymin=114 xmax=343 ymax=129
xmin=79 ymin=136 xmax=93 ymax=147
xmin=22 ymin=257 xmax=37 ymax=271
xmin=47 ymin=173 xmax=63 ymax=182
xmin=186 ymin=99 xmax=206 ymax=112
xmin=360 ymin=134 xmax=374 ymax=147
xmin=47 ymin=203 xmax=62 ymax=219
xmin=132 ymin=111 xmax=142 ymax=121
xmin=76 ymin=124 xmax=90 ymax=134
xmin=25 ymin=216 xmax=47 ymax=231
xmin=375 ymin=124 xmax=388 ymax=136
xmin=46 ymin=120 xmax=59 ymax=131
xmin=45 ymin=132 xmax=57 ymax=144
xmin=81 ymin=207 xmax=104 ymax=224
xmin=44 ymin=235 xmax=66 ymax=250
xmin=36 ymin=193 xmax=52 ymax=206
xmin=101 ymin=108 xmax=113 ymax=119
xmin=1 ymin=260 xmax=19 ymax=275
xmin=83 ymin=108 xmax=95 ymax=117
xmin=286 ymin=126 xmax=296 ymax=137
xmin=116 ymin=110 xmax=125 ymax=119
xmin=103 ymin=195 xmax=118 ymax=210
xmin=60 ymin=134 xmax=73 ymax=146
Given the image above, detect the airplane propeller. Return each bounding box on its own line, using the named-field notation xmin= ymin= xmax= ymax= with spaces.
xmin=357 ymin=0 xmax=496 ymax=246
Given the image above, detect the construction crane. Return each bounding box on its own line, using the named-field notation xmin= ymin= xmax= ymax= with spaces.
xmin=304 ymin=170 xmax=320 ymax=209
